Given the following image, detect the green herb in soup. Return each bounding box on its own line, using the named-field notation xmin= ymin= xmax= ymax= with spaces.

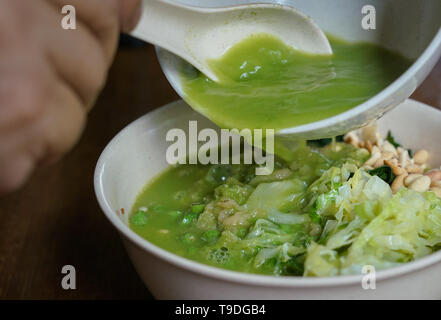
xmin=129 ymin=140 xmax=441 ymax=277
xmin=181 ymin=34 xmax=411 ymax=131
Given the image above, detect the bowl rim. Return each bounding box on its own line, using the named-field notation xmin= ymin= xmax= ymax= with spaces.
xmin=156 ymin=26 xmax=441 ymax=136
xmin=94 ymin=98 xmax=441 ymax=288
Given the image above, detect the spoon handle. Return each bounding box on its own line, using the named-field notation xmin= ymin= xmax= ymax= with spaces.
xmin=130 ymin=0 xmax=333 ymax=82
xmin=130 ymin=0 xmax=204 ymax=73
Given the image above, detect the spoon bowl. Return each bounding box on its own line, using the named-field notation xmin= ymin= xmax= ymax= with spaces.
xmin=131 ymin=0 xmax=332 ymax=82
xmin=155 ymin=0 xmax=441 ymax=139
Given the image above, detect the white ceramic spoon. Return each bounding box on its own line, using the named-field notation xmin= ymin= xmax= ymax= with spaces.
xmin=131 ymin=0 xmax=332 ymax=82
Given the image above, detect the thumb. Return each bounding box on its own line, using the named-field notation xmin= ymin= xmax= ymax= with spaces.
xmin=119 ymin=0 xmax=142 ymax=32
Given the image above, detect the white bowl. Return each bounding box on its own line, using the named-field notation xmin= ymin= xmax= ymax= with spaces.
xmin=156 ymin=0 xmax=441 ymax=139
xmin=95 ymin=99 xmax=441 ymax=299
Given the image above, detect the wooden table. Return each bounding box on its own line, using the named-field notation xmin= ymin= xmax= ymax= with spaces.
xmin=0 ymin=43 xmax=440 ymax=299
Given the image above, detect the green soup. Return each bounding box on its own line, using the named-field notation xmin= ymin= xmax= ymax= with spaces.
xmin=181 ymin=34 xmax=411 ymax=130
xmin=129 ymin=140 xmax=441 ymax=277
xmin=127 ymin=35 xmax=429 ymax=277
xmin=130 ymin=142 xmax=371 ymax=275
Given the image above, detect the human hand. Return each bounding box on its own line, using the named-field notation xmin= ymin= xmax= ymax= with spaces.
xmin=0 ymin=0 xmax=141 ymax=194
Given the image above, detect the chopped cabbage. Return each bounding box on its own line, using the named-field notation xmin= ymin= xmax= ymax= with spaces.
xmin=304 ymin=170 xmax=441 ymax=276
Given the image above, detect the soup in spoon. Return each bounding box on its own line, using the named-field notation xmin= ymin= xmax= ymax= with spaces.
xmin=180 ymin=33 xmax=411 ymax=131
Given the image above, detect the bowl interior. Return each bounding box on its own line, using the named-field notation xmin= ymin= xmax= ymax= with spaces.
xmin=95 ymin=100 xmax=218 ymax=225
xmin=95 ymin=98 xmax=441 ymax=251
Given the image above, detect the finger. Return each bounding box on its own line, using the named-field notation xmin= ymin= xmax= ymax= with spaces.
xmin=0 ymin=151 xmax=35 ymax=194
xmin=19 ymin=0 xmax=109 ymax=109
xmin=119 ymin=0 xmax=143 ymax=32
xmin=38 ymin=72 xmax=87 ymax=162
xmin=0 ymin=0 xmax=109 ymax=110
xmin=0 ymin=52 xmax=51 ymax=132
xmin=0 ymin=62 xmax=85 ymax=160
xmin=44 ymin=0 xmax=109 ymax=109
xmin=49 ymin=0 xmax=120 ymax=64
xmin=0 ymin=45 xmax=88 ymax=138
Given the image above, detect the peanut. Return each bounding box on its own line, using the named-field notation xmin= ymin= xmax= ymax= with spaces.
xmin=404 ymin=174 xmax=423 ymax=187
xmin=406 ymin=165 xmax=424 ymax=174
xmin=375 ymin=133 xmax=384 ymax=146
xmin=391 ymin=173 xmax=408 ymax=194
xmin=365 ymin=140 xmax=373 ymax=153
xmin=382 ymin=151 xmax=395 ymax=160
xmin=344 ymin=132 xmax=359 ymax=146
xmin=364 ymin=146 xmax=381 ymax=167
xmin=384 ymin=159 xmax=405 ymax=176
xmin=382 ymin=141 xmax=398 ymax=155
xmin=431 ymin=181 xmax=441 ymax=188
xmin=430 ymin=187 xmax=441 ymax=198
xmin=399 ymin=149 xmax=410 ymax=168
xmin=408 ymin=176 xmax=431 ymax=192
xmin=374 ymin=158 xmax=384 ymax=168
xmin=413 ymin=149 xmax=429 ymax=165
xmin=361 ymin=125 xmax=377 ymax=143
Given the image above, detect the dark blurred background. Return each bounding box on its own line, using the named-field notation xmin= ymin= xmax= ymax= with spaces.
xmin=0 ymin=35 xmax=439 ymax=299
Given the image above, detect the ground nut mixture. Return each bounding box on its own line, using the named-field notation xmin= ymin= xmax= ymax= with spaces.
xmin=344 ymin=124 xmax=441 ymax=197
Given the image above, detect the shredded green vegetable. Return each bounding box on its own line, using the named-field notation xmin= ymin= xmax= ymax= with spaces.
xmin=129 ymin=140 xmax=441 ymax=277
